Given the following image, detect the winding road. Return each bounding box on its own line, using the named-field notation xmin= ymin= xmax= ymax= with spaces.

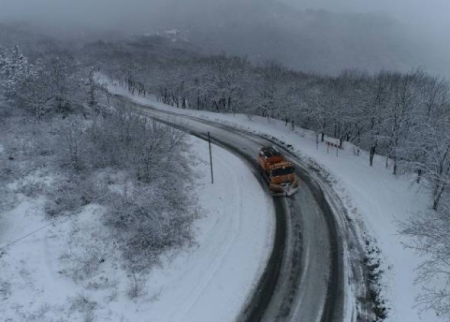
xmin=114 ymin=94 xmax=372 ymax=322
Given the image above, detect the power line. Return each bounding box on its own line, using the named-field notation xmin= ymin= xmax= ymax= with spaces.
xmin=0 ymin=220 xmax=57 ymax=251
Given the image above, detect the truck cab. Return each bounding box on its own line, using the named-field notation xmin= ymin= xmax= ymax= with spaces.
xmin=257 ymin=146 xmax=300 ymax=196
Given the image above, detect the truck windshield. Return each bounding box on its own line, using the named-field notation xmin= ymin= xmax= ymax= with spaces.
xmin=272 ymin=167 xmax=295 ymax=177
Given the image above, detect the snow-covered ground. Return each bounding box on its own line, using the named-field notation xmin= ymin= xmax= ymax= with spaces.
xmin=102 ymin=78 xmax=441 ymax=322
xmin=0 ymin=136 xmax=274 ymax=321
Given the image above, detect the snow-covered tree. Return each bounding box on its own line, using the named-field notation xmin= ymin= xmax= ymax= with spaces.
xmin=400 ymin=201 xmax=450 ymax=317
xmin=1 ymin=45 xmax=33 ymax=99
xmin=0 ymin=45 xmax=8 ymax=76
xmin=87 ymin=68 xmax=98 ymax=110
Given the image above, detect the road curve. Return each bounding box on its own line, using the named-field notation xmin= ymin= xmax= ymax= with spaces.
xmin=114 ymin=94 xmax=371 ymax=322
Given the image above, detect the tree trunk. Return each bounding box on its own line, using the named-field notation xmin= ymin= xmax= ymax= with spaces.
xmin=304 ymin=117 xmax=310 ymax=129
xmin=433 ymin=183 xmax=447 ymax=211
xmin=416 ymin=169 xmax=422 ymax=184
xmin=369 ymin=146 xmax=376 ymax=167
xmin=433 ymin=199 xmax=439 ymax=211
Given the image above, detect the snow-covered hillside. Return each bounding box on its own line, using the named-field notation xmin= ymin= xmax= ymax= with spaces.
xmin=0 ymin=135 xmax=274 ymax=321
xmin=104 ymin=79 xmax=442 ymax=322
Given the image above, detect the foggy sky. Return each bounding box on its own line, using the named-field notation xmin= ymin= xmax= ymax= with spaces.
xmin=284 ymin=0 xmax=450 ymax=76
xmin=1 ymin=0 xmax=449 ymax=36
xmin=0 ymin=0 xmax=449 ymax=76
xmin=283 ymin=0 xmax=450 ymax=43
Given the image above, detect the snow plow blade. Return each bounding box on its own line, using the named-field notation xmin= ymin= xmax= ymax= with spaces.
xmin=270 ymin=179 xmax=300 ymax=197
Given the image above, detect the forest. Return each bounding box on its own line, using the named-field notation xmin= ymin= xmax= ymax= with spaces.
xmin=90 ymin=35 xmax=450 ymax=210
xmin=1 ymin=28 xmax=450 ymax=317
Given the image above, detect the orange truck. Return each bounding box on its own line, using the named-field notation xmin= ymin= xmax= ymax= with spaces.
xmin=257 ymin=146 xmax=300 ymax=197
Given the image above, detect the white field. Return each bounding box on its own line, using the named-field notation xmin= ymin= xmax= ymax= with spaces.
xmin=0 ymin=135 xmax=274 ymax=322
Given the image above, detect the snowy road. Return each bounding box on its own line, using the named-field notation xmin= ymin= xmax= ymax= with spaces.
xmin=107 ymin=83 xmax=372 ymax=321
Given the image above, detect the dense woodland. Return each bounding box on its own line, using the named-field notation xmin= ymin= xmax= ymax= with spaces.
xmin=90 ymin=36 xmax=450 ymax=210
xmin=0 ymin=38 xmax=198 ymax=275
xmin=1 ymin=31 xmax=450 ymax=317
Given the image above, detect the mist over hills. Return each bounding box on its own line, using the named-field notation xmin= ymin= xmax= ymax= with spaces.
xmin=157 ymin=1 xmax=446 ymax=76
xmin=0 ymin=0 xmax=448 ymax=78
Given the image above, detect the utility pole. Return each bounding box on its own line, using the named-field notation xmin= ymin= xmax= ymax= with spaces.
xmin=208 ymin=132 xmax=214 ymax=184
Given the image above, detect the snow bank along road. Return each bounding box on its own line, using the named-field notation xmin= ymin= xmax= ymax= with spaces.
xmin=115 ymin=95 xmax=371 ymax=322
